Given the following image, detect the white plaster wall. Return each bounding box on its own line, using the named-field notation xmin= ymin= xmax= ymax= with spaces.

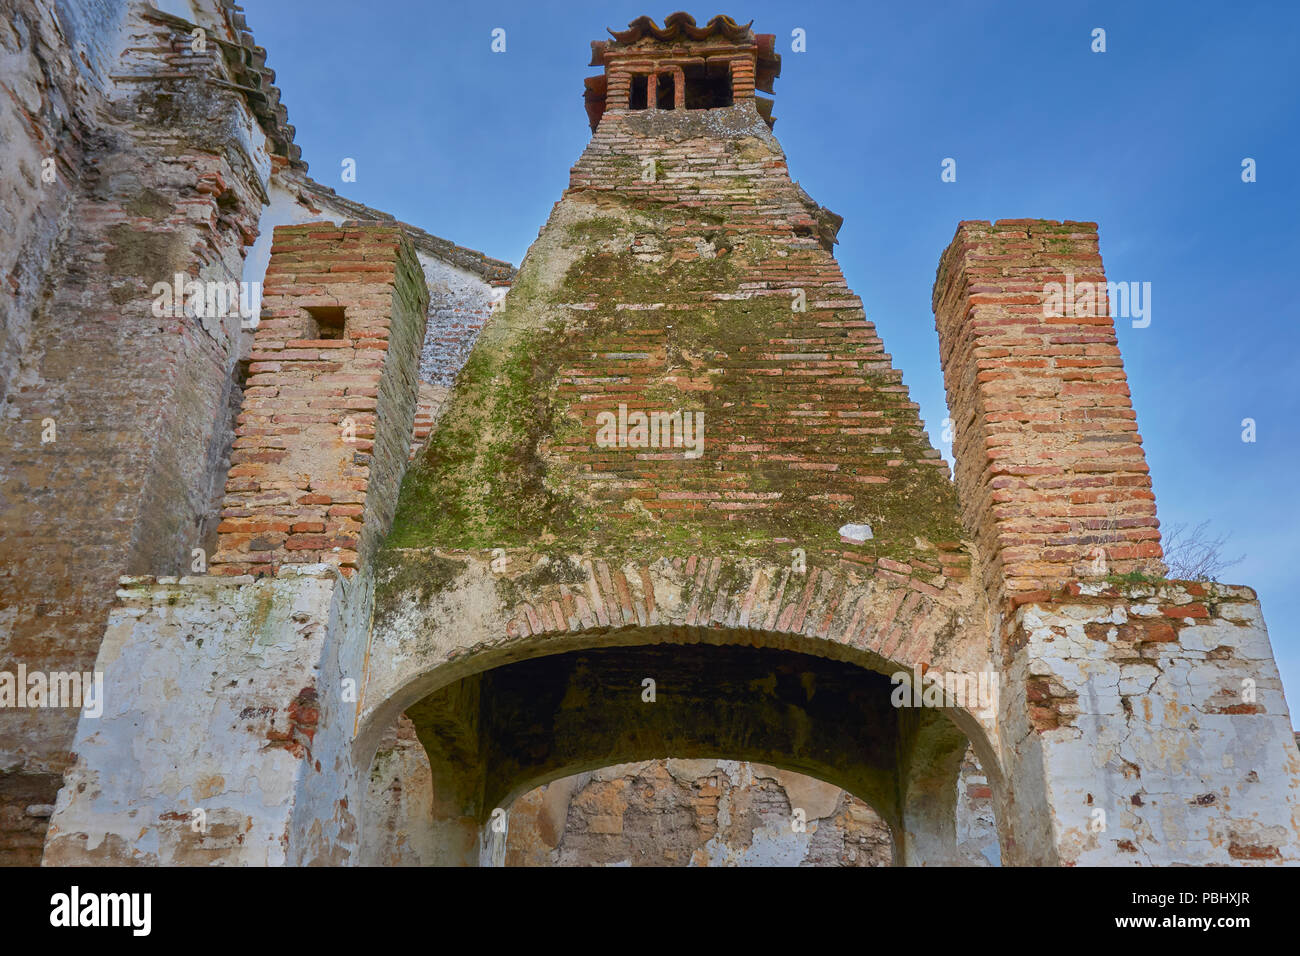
xmin=416 ymin=250 xmax=498 ymax=385
xmin=1007 ymin=585 xmax=1300 ymax=866
xmin=44 ymin=568 xmax=343 ymax=865
xmin=285 ymin=567 xmax=375 ymax=865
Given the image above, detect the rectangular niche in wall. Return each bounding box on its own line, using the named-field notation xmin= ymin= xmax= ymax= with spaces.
xmin=304 ymin=305 xmax=347 ymax=340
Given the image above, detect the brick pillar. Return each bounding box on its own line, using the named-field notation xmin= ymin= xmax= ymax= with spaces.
xmin=606 ymin=68 xmax=631 ymax=109
xmin=933 ymin=220 xmax=1300 ymax=866
xmin=932 ymin=220 xmax=1162 ymax=610
xmin=729 ymin=55 xmax=756 ymax=98
xmin=211 ymin=223 xmax=428 ymax=577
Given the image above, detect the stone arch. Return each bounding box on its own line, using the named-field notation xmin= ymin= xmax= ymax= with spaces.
xmin=356 ymin=550 xmax=1002 ymax=865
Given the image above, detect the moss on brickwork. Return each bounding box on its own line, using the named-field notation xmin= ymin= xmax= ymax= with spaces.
xmin=1105 ymin=570 xmax=1167 ymax=587
xmin=385 ymin=125 xmax=963 ymax=583
xmin=565 ymin=217 xmax=622 ymax=240
xmin=388 ymin=215 xmax=958 ymax=571
xmin=374 ymin=548 xmax=469 ymax=609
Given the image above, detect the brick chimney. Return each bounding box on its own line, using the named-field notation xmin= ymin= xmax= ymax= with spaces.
xmin=584 ymin=13 xmax=781 ymax=131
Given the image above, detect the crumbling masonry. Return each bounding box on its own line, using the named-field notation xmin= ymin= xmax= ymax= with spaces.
xmin=1 ymin=6 xmax=1297 ymax=866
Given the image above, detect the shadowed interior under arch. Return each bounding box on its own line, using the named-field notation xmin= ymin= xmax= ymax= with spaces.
xmin=381 ymin=640 xmax=982 ymax=865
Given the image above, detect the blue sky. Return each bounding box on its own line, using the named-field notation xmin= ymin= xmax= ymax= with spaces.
xmin=247 ymin=1 xmax=1299 ymax=693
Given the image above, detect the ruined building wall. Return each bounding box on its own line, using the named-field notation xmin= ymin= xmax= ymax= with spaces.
xmin=210 ymin=224 xmax=429 ymax=577
xmin=0 ymin=0 xmax=279 ymax=863
xmin=16 ymin=7 xmax=1299 ymax=869
xmin=229 ymin=174 xmax=510 ymax=479
xmin=0 ymin=0 xmax=128 ymax=402
xmin=506 ymin=760 xmax=895 ymax=867
xmin=0 ymin=0 xmax=132 ymax=860
xmin=360 ymin=710 xmax=999 ymax=867
xmin=932 ymin=221 xmax=1300 ymax=865
xmin=238 ymin=175 xmax=512 ymax=389
xmin=0 ymin=0 xmax=510 ymax=864
xmin=11 ymin=6 xmax=991 ymax=868
xmin=996 ymin=580 xmax=1300 ymax=865
xmin=44 ymin=223 xmax=430 ymax=865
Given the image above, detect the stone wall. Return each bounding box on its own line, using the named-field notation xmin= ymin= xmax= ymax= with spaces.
xmin=0 ymin=0 xmax=276 ymax=862
xmin=505 ymin=760 xmax=894 ymax=867
xmin=502 ymin=751 xmax=1004 ymax=867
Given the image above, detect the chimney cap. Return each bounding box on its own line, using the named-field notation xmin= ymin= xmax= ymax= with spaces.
xmin=606 ymin=13 xmax=754 ymax=45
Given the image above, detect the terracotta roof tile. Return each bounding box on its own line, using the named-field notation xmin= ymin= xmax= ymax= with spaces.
xmin=607 ymin=12 xmax=754 ymax=44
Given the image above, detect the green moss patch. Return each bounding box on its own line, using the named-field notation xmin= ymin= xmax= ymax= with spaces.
xmin=384 ymin=196 xmax=962 ymax=573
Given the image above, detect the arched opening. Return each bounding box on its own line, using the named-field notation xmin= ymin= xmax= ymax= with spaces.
xmin=359 ymin=631 xmax=1001 ymax=866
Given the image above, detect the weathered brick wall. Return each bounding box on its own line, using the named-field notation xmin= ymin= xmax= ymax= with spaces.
xmin=548 ymin=116 xmax=954 ymax=546
xmin=419 ymin=256 xmax=503 ymax=387
xmin=390 ymin=105 xmax=969 ymax=586
xmin=237 ymin=175 xmax=513 ymax=390
xmin=932 ymin=220 xmax=1163 ymax=609
xmin=0 ymin=0 xmax=276 ymax=863
xmin=0 ymin=0 xmax=130 ymax=404
xmin=0 ymin=0 xmax=96 ymax=859
xmin=212 ymin=223 xmax=428 ymax=577
xmin=409 ymin=381 xmax=451 ymax=459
